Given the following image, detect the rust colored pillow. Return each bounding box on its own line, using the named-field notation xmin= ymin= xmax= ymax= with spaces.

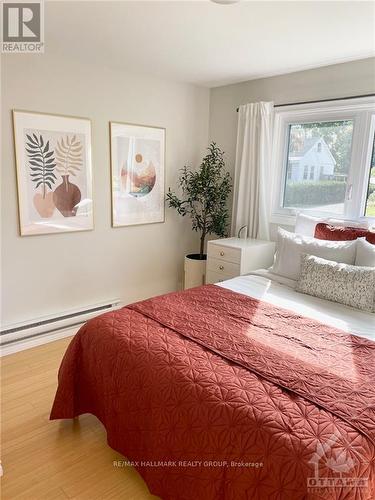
xmin=314 ymin=223 xmax=375 ymax=244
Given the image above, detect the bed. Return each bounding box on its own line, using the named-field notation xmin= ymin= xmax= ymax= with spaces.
xmin=51 ymin=271 xmax=375 ymax=500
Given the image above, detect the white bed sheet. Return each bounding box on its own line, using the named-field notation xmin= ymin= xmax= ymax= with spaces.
xmin=217 ymin=270 xmax=375 ymax=341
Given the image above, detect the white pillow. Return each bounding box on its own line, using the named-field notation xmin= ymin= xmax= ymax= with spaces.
xmin=271 ymin=228 xmax=357 ymax=281
xmin=294 ymin=213 xmax=326 ymax=237
xmin=355 ymin=238 xmax=375 ymax=267
xmin=296 ymin=254 xmax=375 ymax=313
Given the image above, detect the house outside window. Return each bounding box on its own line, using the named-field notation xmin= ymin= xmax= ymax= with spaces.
xmin=272 ymin=97 xmax=375 ymax=223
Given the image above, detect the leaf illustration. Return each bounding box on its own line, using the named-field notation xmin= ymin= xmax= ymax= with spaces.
xmin=55 ymin=135 xmax=83 ymax=177
xmin=25 ymin=134 xmax=57 ymax=198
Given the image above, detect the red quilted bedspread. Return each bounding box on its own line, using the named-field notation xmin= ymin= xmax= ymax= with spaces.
xmin=51 ymin=285 xmax=375 ymax=499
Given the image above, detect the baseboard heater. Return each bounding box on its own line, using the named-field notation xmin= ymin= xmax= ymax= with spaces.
xmin=1 ymin=299 xmax=121 ymax=348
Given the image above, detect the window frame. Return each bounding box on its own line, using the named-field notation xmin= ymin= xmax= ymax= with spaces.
xmin=271 ymin=97 xmax=375 ymax=225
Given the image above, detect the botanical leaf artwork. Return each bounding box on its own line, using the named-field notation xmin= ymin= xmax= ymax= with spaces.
xmin=55 ymin=135 xmax=83 ymax=176
xmin=26 ymin=133 xmax=57 ymax=219
xmin=26 ymin=133 xmax=57 ymax=198
xmin=14 ymin=110 xmax=93 ymax=235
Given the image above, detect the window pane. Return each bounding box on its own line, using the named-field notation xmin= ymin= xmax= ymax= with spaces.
xmin=283 ymin=120 xmax=354 ymax=215
xmin=365 ymin=132 xmax=375 ymax=217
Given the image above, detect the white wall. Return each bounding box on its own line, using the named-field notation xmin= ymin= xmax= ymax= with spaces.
xmin=209 ymin=57 xmax=375 ymax=236
xmin=1 ymin=55 xmax=209 ymax=326
xmin=210 ymin=57 xmax=375 ymax=172
xmin=3 ymin=55 xmax=374 ymax=326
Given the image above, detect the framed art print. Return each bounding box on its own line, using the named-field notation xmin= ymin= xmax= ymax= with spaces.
xmin=13 ymin=110 xmax=93 ymax=236
xmin=110 ymin=122 xmax=165 ymax=227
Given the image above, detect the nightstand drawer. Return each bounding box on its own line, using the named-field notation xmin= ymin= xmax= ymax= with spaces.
xmin=206 ymin=269 xmax=235 ymax=284
xmin=208 ymin=244 xmax=241 ymax=264
xmin=207 ymin=257 xmax=240 ymax=277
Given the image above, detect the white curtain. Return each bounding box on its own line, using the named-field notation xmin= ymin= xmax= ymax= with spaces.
xmin=231 ymin=101 xmax=274 ymax=240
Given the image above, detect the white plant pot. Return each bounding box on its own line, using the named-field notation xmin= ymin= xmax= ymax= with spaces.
xmin=184 ymin=254 xmax=207 ymax=290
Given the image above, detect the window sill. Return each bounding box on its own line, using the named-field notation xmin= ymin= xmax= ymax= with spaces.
xmin=270 ymin=212 xmax=296 ymax=227
xmin=270 ymin=211 xmax=375 ymax=229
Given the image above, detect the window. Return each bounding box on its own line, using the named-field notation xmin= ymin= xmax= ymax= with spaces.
xmin=272 ymin=97 xmax=375 ymax=222
xmin=283 ymin=120 xmax=354 ymax=215
xmin=365 ymin=132 xmax=375 ymax=217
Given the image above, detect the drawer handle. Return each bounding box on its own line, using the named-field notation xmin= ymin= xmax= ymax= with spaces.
xmin=220 ymin=251 xmax=225 ymax=256
xmin=219 ymin=265 xmax=224 ymax=271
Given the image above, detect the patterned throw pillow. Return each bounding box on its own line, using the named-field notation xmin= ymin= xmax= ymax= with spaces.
xmin=296 ymin=254 xmax=375 ymax=313
xmin=314 ymin=223 xmax=375 ymax=244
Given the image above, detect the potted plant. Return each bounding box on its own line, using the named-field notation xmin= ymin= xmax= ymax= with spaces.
xmin=166 ymin=142 xmax=232 ymax=288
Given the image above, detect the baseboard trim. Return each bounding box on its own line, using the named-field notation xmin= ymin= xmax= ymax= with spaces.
xmin=0 ymin=325 xmax=80 ymax=356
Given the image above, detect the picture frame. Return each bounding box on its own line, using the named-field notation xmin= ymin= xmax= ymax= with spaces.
xmin=12 ymin=110 xmax=93 ymax=236
xmin=110 ymin=121 xmax=165 ymax=227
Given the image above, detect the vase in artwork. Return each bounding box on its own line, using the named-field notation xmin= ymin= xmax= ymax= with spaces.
xmin=53 ymin=175 xmax=81 ymax=217
xmin=33 ymin=190 xmax=55 ymax=218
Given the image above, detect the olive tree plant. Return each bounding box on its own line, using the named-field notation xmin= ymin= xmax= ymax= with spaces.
xmin=166 ymin=143 xmax=232 ymax=259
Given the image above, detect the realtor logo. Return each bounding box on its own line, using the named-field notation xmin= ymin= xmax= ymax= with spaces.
xmin=2 ymin=1 xmax=44 ymax=52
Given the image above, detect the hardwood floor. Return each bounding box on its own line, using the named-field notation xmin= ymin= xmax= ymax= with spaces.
xmin=1 ymin=337 xmax=159 ymax=499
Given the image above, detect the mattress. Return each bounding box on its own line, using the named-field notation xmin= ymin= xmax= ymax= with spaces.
xmin=218 ymin=270 xmax=375 ymax=341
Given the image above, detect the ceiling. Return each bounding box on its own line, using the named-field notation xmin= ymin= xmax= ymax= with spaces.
xmin=45 ymin=1 xmax=375 ymax=87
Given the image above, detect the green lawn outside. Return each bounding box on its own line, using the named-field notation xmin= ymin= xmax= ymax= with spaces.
xmin=365 ymin=204 xmax=375 ymax=217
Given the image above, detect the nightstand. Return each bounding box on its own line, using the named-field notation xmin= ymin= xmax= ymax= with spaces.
xmin=206 ymin=237 xmax=275 ymax=284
